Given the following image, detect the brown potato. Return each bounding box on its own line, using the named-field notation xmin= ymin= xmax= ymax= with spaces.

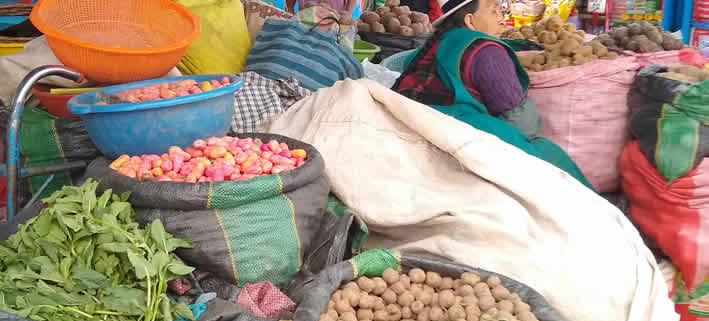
xmin=562 ymin=23 xmax=576 ymax=32
xmin=546 ymin=15 xmax=563 ymax=32
xmin=376 ymin=6 xmax=390 ymax=15
xmin=385 ymin=0 xmax=400 ymax=6
xmin=384 ymin=17 xmax=401 ymax=34
xmin=573 ymin=45 xmax=593 ymax=57
xmin=389 ymin=282 xmax=406 ymax=295
xmin=539 ymin=30 xmax=558 ymax=44
xmin=533 ymin=54 xmax=546 ymax=65
xmin=399 ymin=15 xmax=412 ymax=26
xmin=360 ymin=11 xmax=380 ymax=24
xmin=460 ymin=272 xmax=480 ymax=286
xmin=383 ymin=268 xmax=400 ymax=285
xmin=372 ymin=22 xmax=386 ymax=33
xmin=409 ymin=269 xmax=426 ymax=283
xmin=411 ymin=12 xmax=429 ymax=23
xmin=411 ymin=22 xmax=424 ymax=34
xmin=382 ymin=289 xmax=397 ymax=304
xmin=358 ymin=22 xmax=371 ymax=32
xmin=358 ymin=309 xmax=374 ymax=321
xmin=399 ymin=25 xmax=414 ymax=37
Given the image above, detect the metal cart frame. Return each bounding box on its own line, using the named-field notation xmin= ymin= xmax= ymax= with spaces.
xmin=3 ymin=65 xmax=88 ymax=221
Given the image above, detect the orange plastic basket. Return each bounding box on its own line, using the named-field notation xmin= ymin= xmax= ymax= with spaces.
xmin=30 ymin=0 xmax=200 ymax=84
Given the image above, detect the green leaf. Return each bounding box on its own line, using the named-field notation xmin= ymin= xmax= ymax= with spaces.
xmin=82 ymin=183 xmax=97 ymax=215
xmin=127 ymin=251 xmax=156 ymax=279
xmin=31 ymin=214 xmax=52 ymax=237
xmin=161 ymin=294 xmax=172 ymax=321
xmin=20 ymin=230 xmax=36 ymax=249
xmin=71 ymin=265 xmax=108 ymax=289
xmin=0 ymin=244 xmax=17 ymax=261
xmin=101 ymin=285 xmax=146 ymax=315
xmin=166 ymin=261 xmax=194 ymax=276
xmin=15 ymin=308 xmax=32 ymax=318
xmin=46 ymin=224 xmax=67 ymax=244
xmin=59 ymin=257 xmax=72 ymax=279
xmin=151 ymin=252 xmax=170 ymax=273
xmin=26 ymin=293 xmax=58 ymax=306
xmin=40 ymin=262 xmax=65 ymax=284
xmin=57 ymin=214 xmax=83 ymax=232
xmin=173 ymin=301 xmax=195 ymax=321
xmin=98 ymin=242 xmax=133 ymax=253
xmin=36 ymin=240 xmax=59 ymax=263
xmin=120 ymin=191 xmax=131 ymax=202
xmin=150 ymin=220 xmax=168 ymax=253
xmin=96 ymin=189 xmax=112 ymax=209
xmin=36 ymin=280 xmax=56 ymax=296
xmin=51 ymin=202 xmax=82 ymax=215
xmin=110 ymin=201 xmax=130 ymax=217
xmin=165 ymin=238 xmax=194 ymax=252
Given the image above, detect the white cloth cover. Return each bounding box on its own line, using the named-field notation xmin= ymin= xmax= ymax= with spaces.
xmin=266 ymin=78 xmax=678 ymax=321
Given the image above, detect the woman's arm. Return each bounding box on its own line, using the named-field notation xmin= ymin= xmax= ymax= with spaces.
xmin=462 ymin=43 xmax=525 ymax=116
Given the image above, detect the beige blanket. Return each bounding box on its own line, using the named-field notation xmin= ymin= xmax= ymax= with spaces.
xmin=266 ymin=78 xmax=678 ymax=321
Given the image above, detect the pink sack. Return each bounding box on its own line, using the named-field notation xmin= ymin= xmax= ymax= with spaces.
xmin=526 ymin=56 xmax=640 ymax=192
xmin=623 ymin=48 xmax=708 ymax=68
xmin=235 ymin=281 xmax=296 ymax=318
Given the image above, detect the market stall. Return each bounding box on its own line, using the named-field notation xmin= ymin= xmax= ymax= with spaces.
xmin=1 ymin=0 xmax=707 ymax=320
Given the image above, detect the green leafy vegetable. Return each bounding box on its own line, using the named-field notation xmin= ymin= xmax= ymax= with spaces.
xmin=0 ymin=179 xmax=195 ymax=321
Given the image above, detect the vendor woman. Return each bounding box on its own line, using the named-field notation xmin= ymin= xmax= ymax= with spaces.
xmin=391 ymin=0 xmax=594 ymax=190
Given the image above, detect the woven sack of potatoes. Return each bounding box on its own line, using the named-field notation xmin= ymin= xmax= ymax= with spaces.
xmin=502 ymin=15 xmax=618 ymax=71
xmin=357 ymin=0 xmax=433 ymax=61
xmin=289 ymin=249 xmax=566 ymax=321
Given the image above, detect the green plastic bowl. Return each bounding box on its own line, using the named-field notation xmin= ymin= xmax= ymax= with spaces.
xmin=353 ymin=39 xmax=381 ymax=62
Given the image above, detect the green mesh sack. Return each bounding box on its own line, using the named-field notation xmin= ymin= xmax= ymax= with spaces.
xmin=84 ymin=133 xmax=340 ymax=287
xmin=20 ymin=107 xmax=100 ymax=198
xmin=629 ymin=65 xmax=709 ymax=183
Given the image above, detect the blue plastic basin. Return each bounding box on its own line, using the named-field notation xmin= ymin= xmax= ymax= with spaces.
xmin=68 ymin=74 xmax=242 ymax=159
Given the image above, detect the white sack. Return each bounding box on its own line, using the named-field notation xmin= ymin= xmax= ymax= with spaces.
xmin=266 ymin=78 xmax=678 ymax=321
xmin=0 ymin=36 xmax=182 ymax=106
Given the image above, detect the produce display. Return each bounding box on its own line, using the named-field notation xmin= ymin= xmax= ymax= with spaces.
xmin=97 ymin=77 xmax=232 ymax=104
xmin=657 ymin=65 xmax=709 ymax=84
xmin=501 ymin=15 xmax=585 ymax=44
xmin=0 ymin=179 xmax=196 ymax=321
xmin=595 ymin=21 xmax=684 ymax=52
xmin=357 ymin=0 xmax=433 ymax=36
xmin=110 ymin=136 xmax=308 ymax=182
xmin=321 ymin=268 xmax=540 ymax=321
xmin=507 ymin=16 xmax=618 ymax=71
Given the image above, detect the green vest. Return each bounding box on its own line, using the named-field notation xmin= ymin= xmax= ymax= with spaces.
xmin=408 ymin=28 xmax=594 ymax=191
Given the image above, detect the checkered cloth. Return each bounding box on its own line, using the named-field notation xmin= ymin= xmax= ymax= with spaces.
xmin=231 ymin=71 xmax=311 ymax=134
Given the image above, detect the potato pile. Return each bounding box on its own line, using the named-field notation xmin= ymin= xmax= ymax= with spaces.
xmin=518 ymin=37 xmax=617 ymax=71
xmin=658 ymin=65 xmax=709 ymax=84
xmin=321 ymin=268 xmax=540 ymax=321
xmin=500 ymin=15 xmax=585 ymax=45
xmin=358 ymin=0 xmax=433 ymax=36
xmin=595 ymin=21 xmax=684 ymax=52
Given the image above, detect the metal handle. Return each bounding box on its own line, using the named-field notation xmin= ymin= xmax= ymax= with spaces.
xmin=5 ymin=65 xmax=84 ymax=221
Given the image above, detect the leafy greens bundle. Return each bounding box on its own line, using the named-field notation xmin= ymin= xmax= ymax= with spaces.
xmin=0 ymin=179 xmax=196 ymax=321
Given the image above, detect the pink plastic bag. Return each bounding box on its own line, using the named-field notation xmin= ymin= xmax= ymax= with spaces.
xmin=623 ymin=48 xmax=708 ymax=68
xmin=235 ymin=281 xmax=296 ymax=318
xmin=526 ymin=56 xmax=640 ymax=192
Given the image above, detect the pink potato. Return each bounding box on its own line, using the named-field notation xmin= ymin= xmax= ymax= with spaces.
xmin=111 ymin=136 xmax=307 ymax=182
